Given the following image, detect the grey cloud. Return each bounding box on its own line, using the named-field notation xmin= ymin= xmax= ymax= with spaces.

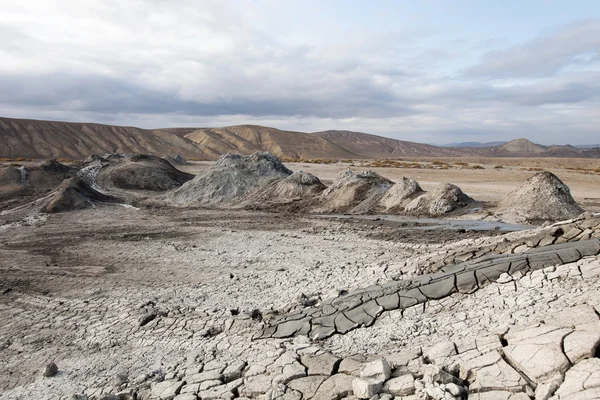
xmin=469 ymin=19 xmax=600 ymax=77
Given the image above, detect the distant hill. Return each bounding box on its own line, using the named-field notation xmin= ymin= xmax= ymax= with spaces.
xmin=0 ymin=117 xmax=211 ymax=160
xmin=443 ymin=141 xmax=507 ymax=148
xmin=0 ymin=116 xmax=598 ymax=160
xmin=184 ymin=125 xmax=357 ymax=160
xmin=312 ymin=130 xmax=476 ymax=158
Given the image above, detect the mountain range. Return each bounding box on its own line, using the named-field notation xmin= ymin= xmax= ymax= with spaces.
xmin=1 ymin=116 xmax=598 ymax=160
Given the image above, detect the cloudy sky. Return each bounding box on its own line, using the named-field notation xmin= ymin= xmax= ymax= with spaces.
xmin=1 ymin=1 xmax=600 ymax=144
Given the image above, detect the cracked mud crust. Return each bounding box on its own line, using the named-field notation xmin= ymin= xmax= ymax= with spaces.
xmin=1 ymin=206 xmax=600 ymax=400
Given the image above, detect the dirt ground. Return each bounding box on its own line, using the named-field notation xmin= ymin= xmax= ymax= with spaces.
xmin=2 ymin=156 xmax=600 ymax=400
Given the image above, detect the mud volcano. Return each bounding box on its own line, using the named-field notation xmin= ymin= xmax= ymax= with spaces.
xmin=497 ymin=171 xmax=584 ymax=223
xmin=41 ymin=176 xmax=115 ymax=213
xmin=240 ymin=170 xmax=326 ymax=211
xmin=169 ymin=152 xmax=292 ymax=205
xmin=378 ymin=177 xmax=424 ymax=212
xmin=316 ymin=169 xmax=393 ymax=214
xmin=96 ymin=154 xmax=194 ymax=192
xmin=404 ymin=183 xmax=474 ymax=216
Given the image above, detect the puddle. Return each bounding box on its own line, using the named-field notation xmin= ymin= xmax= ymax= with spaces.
xmin=315 ymin=214 xmax=536 ymax=232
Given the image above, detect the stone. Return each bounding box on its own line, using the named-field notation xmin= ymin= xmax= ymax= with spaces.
xmin=339 ymin=356 xmax=366 ymax=376
xmin=386 ymin=348 xmax=422 ymax=368
xmin=222 ymin=360 xmax=247 ymax=382
xmin=151 ymin=379 xmax=185 ymax=400
xmin=424 ymin=341 xmax=457 ymax=365
xmin=468 ymin=357 xmax=527 ymax=393
xmin=353 ymin=378 xmax=382 ymax=399
xmin=553 ymin=358 xmax=600 ymax=399
xmin=382 ymin=373 xmax=415 ymax=396
xmin=301 ymin=352 xmax=341 ymax=376
xmin=312 ymin=374 xmax=355 ymax=400
xmin=197 ymin=384 xmax=234 ymax=400
xmin=180 ymin=384 xmax=200 ymax=394
xmin=287 ymin=375 xmax=329 ymax=399
xmin=468 ymin=392 xmax=530 ymax=399
xmin=199 ymin=380 xmax=222 ymax=391
xmin=563 ymin=323 xmax=600 ymax=364
xmin=445 ymin=383 xmax=464 ymax=397
xmin=204 ymin=360 xmax=227 ymax=373
xmin=173 ymin=394 xmax=197 ymax=400
xmin=184 ymin=371 xmax=223 ymax=384
xmin=360 ymin=359 xmax=391 ymax=382
xmin=239 ymin=375 xmax=272 ymax=397
xmin=43 ymin=362 xmax=58 ymax=377
xmin=504 ymin=327 xmax=572 ymax=383
xmin=273 ymin=360 xmax=306 ymax=384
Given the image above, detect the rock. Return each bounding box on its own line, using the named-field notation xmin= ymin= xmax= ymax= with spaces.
xmin=353 ymin=378 xmax=382 ymax=399
xmin=239 ymin=375 xmax=272 ymax=397
xmin=360 ymin=359 xmax=391 ymax=382
xmin=204 ymin=360 xmax=228 ymax=373
xmin=468 ymin=392 xmax=530 ymax=399
xmin=288 ymin=375 xmax=329 ymax=399
xmin=139 ymin=313 xmax=157 ymax=326
xmin=43 ymin=362 xmax=58 ymax=377
xmin=151 ymin=379 xmax=185 ymax=400
xmin=424 ymin=341 xmax=457 ymax=365
xmin=445 ymin=383 xmax=464 ymax=396
xmin=173 ymin=394 xmax=197 ymax=400
xmin=301 ymin=352 xmax=341 ymax=376
xmin=312 ymin=374 xmax=355 ymax=400
xmin=386 ymin=348 xmax=422 ymax=368
xmin=199 ymin=380 xmax=222 ymax=391
xmin=382 ymin=373 xmax=415 ymax=396
xmin=197 ymin=384 xmax=234 ymax=400
xmin=552 ymin=358 xmax=600 ymax=399
xmin=339 ymin=356 xmax=366 ymax=376
xmin=184 ymin=370 xmax=223 ymax=384
xmin=222 ymin=360 xmax=247 ymax=382
xmin=504 ymin=327 xmax=572 ymax=384
xmin=422 ymin=365 xmax=461 ymax=386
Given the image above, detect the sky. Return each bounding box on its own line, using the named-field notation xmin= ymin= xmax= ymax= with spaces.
xmin=1 ymin=1 xmax=600 ymax=145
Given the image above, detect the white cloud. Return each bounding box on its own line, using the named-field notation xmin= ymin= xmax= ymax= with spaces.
xmin=0 ymin=1 xmax=599 ymax=145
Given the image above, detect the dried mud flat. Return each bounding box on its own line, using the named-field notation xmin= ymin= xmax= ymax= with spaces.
xmin=2 ymin=204 xmax=600 ymax=400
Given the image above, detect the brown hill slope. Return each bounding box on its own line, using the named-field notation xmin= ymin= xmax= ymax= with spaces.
xmin=313 ymin=130 xmax=477 ymax=158
xmin=0 ymin=117 xmax=210 ymax=160
xmin=1 ymin=117 xmax=598 ymax=160
xmin=184 ymin=125 xmax=357 ymax=159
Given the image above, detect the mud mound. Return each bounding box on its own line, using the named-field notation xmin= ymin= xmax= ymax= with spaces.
xmin=41 ymin=177 xmax=115 ymax=213
xmin=241 ymin=171 xmax=326 ymax=211
xmin=96 ymin=154 xmax=194 ymax=192
xmin=40 ymin=159 xmax=73 ymax=173
xmin=378 ymin=177 xmax=424 ymax=212
xmin=0 ymin=161 xmax=78 ymax=210
xmin=84 ymin=154 xmax=103 ymax=164
xmin=405 ymin=183 xmax=474 ymax=216
xmin=496 ymin=171 xmax=584 ymax=223
xmin=316 ymin=169 xmax=393 ymax=214
xmin=170 ymin=152 xmax=292 ymax=205
xmin=163 ymin=154 xmax=189 ymax=166
xmin=0 ymin=166 xmax=22 ymax=186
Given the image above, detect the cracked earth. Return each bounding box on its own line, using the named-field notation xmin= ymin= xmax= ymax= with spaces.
xmin=1 ymin=207 xmax=600 ymax=400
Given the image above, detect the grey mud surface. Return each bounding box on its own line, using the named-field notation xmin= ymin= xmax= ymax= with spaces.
xmin=1 ymin=207 xmax=600 ymax=400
